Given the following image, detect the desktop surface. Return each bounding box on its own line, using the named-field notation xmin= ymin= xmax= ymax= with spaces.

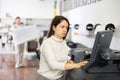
xmin=66 ymin=68 xmax=120 ymax=80
xmin=66 ymin=49 xmax=120 ymax=80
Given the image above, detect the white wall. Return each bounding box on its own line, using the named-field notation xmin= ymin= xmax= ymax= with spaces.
xmin=63 ymin=0 xmax=120 ymax=25
xmin=0 ymin=0 xmax=54 ymax=19
xmin=63 ymin=0 xmax=120 ymax=50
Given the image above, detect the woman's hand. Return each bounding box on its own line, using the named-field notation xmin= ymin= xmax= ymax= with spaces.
xmin=65 ymin=60 xmax=88 ymax=70
xmin=74 ymin=61 xmax=88 ymax=68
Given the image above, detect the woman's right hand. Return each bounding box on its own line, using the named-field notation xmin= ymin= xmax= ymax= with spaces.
xmin=74 ymin=61 xmax=88 ymax=68
xmin=65 ymin=60 xmax=88 ymax=70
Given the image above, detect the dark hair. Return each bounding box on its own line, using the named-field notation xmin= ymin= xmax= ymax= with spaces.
xmin=47 ymin=15 xmax=70 ymax=39
xmin=16 ymin=16 xmax=20 ymax=19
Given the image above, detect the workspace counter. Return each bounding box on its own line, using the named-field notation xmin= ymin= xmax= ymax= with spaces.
xmin=65 ymin=48 xmax=120 ymax=80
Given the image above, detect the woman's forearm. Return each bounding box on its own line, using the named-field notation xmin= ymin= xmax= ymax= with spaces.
xmin=64 ymin=60 xmax=88 ymax=70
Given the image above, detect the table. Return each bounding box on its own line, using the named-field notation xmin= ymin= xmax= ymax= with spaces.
xmin=65 ymin=48 xmax=120 ymax=80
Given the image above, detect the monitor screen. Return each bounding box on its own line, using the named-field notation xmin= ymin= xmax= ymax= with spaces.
xmin=82 ymin=30 xmax=114 ymax=72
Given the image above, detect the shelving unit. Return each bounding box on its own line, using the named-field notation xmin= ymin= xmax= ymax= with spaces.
xmin=0 ymin=24 xmax=14 ymax=52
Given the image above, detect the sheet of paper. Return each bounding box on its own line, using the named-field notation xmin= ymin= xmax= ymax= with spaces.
xmin=13 ymin=26 xmax=39 ymax=45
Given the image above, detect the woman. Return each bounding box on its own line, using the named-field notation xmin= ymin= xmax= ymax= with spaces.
xmin=36 ymin=15 xmax=88 ymax=80
xmin=11 ymin=16 xmax=24 ymax=68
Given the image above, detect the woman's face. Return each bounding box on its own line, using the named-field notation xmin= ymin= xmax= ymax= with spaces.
xmin=53 ymin=20 xmax=68 ymax=39
xmin=15 ymin=18 xmax=21 ymax=25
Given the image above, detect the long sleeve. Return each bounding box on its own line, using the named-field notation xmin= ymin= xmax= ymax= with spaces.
xmin=38 ymin=36 xmax=69 ymax=79
xmin=41 ymin=40 xmax=67 ymax=70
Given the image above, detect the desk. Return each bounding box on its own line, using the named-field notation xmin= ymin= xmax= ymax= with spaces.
xmin=66 ymin=48 xmax=120 ymax=80
xmin=66 ymin=68 xmax=120 ymax=80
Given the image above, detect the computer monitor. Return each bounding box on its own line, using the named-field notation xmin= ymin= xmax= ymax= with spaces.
xmin=82 ymin=30 xmax=114 ymax=72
